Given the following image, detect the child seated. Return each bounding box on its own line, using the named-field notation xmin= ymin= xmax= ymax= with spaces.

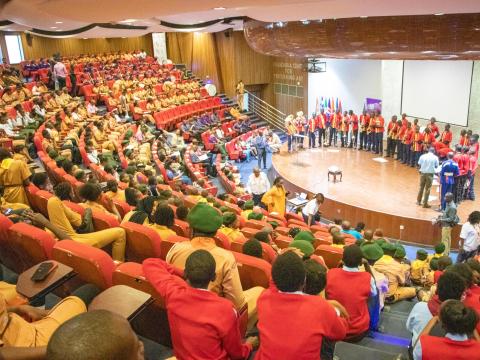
xmin=411 ymin=249 xmax=430 ymax=286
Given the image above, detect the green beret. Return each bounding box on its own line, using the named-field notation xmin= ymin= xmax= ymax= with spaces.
xmin=434 ymin=243 xmax=446 ymax=254
xmin=244 ymin=200 xmax=254 ymax=210
xmin=219 ymin=206 xmax=230 ymax=213
xmin=361 ymin=243 xmax=384 ymax=261
xmin=380 ymin=242 xmax=396 ymax=253
xmin=187 ymin=203 xmax=223 ymax=233
xmin=248 ymin=212 xmax=264 ymax=221
xmin=394 ymin=245 xmax=406 ymax=259
xmin=374 ymin=238 xmax=387 ymax=247
xmin=290 ymin=240 xmax=314 ymax=258
xmin=268 ymin=221 xmax=279 ymax=229
xmin=294 ymin=231 xmax=315 ymax=243
xmin=222 ymin=211 xmax=237 ymax=226
xmin=417 ymin=249 xmax=428 ymax=261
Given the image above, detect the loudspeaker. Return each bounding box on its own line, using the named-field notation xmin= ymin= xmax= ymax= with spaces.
xmin=26 ymin=33 xmax=33 ymax=46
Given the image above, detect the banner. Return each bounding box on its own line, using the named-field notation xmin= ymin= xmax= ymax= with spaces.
xmin=365 ymin=98 xmax=382 ymax=113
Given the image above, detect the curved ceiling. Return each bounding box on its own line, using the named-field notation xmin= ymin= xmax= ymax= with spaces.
xmin=0 ymin=0 xmax=479 ymax=38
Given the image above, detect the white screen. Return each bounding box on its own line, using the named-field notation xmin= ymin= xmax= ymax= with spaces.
xmin=402 ymin=60 xmax=473 ymax=126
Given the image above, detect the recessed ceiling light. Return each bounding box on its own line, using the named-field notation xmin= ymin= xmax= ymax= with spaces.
xmin=121 ymin=37 xmax=126 ymax=38
xmin=474 ymin=28 xmax=480 ymax=31
xmin=421 ymin=50 xmax=435 ymax=54
xmin=275 ymin=21 xmax=285 ymax=27
xmin=434 ymin=13 xmax=444 ymax=16
xmin=120 ymin=19 xmax=136 ymax=23
xmin=55 ymin=21 xmax=63 ymax=24
xmin=388 ymin=51 xmax=397 ymax=54
xmin=83 ymin=37 xmax=88 ymax=40
xmin=213 ymin=7 xmax=226 ymax=10
xmin=360 ymin=16 xmax=368 ymax=18
xmin=50 ymin=26 xmax=57 ymax=29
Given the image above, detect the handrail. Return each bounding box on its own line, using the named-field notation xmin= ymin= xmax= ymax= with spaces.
xmin=245 ymin=90 xmax=286 ymax=131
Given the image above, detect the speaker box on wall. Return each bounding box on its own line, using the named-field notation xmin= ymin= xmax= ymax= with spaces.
xmin=26 ymin=33 xmax=33 ymax=46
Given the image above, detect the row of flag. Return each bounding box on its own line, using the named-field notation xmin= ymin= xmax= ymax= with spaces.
xmin=315 ymin=96 xmax=343 ymax=114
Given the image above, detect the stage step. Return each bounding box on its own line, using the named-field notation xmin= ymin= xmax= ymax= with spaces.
xmin=378 ymin=312 xmax=411 ymax=339
xmin=356 ymin=332 xmax=409 ymax=357
xmin=334 ymin=341 xmax=407 ymax=360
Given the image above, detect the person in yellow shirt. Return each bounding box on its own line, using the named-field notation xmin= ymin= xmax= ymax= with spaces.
xmin=0 ymin=148 xmax=31 ymax=206
xmin=262 ymin=177 xmax=287 ymax=216
xmin=78 ymin=183 xmax=122 ymax=222
xmin=47 ymin=182 xmax=126 ymax=262
xmin=410 ymin=249 xmax=430 ymax=285
xmin=147 ymin=204 xmax=177 ymax=240
xmin=104 ymin=180 xmax=126 ymax=203
xmin=331 ymin=233 xmax=345 ymax=249
xmin=427 ymin=243 xmax=446 ymax=262
xmin=241 ymin=199 xmax=254 ymax=220
xmin=218 ymin=212 xmax=246 ymax=243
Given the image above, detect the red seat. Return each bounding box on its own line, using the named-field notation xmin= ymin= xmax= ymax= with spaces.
xmin=52 ymin=240 xmax=115 ymax=290
xmin=121 ymin=222 xmax=162 ymax=262
xmin=244 ymin=220 xmax=271 ymax=231
xmin=314 ymin=245 xmax=344 ymax=269
xmin=113 ymin=200 xmax=132 ymax=218
xmin=25 ymin=183 xmax=40 ymax=212
xmin=231 ymin=238 xmax=276 ymax=264
xmin=160 ymin=235 xmax=189 ymax=260
xmin=33 ymin=190 xmax=53 ymax=217
xmin=8 ymin=223 xmax=55 ymax=273
xmin=232 ymin=252 xmax=271 ymax=290
xmin=214 ymin=231 xmax=231 ymax=250
xmin=172 ymin=219 xmax=190 ymax=238
xmin=240 ymin=227 xmax=257 ymax=240
xmin=273 ymin=234 xmax=292 ymax=249
xmin=0 ymin=215 xmax=21 ymax=272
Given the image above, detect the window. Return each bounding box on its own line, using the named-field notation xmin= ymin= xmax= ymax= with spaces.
xmin=5 ymin=35 xmax=24 ymax=64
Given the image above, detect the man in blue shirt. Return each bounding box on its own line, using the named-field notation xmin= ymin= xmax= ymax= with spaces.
xmin=439 ymin=152 xmax=459 ymax=210
xmin=417 ymin=148 xmax=439 ymax=208
xmin=254 ymin=131 xmax=268 ymax=170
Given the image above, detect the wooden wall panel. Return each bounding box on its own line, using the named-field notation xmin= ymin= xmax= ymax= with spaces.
xmin=214 ymin=32 xmax=236 ymax=98
xmin=272 ymin=57 xmax=308 ymax=117
xmin=21 ymin=34 xmax=153 ymax=60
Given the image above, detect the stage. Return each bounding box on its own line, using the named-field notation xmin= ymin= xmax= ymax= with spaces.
xmin=271 ymin=144 xmax=478 ymax=247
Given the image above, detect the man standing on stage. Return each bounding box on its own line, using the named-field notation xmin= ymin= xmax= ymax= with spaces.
xmin=436 ymin=192 xmax=458 ymax=255
xmin=386 ymin=115 xmax=398 ymax=158
xmin=307 ymin=113 xmax=317 ymax=149
xmin=417 ymin=148 xmax=439 ymax=208
xmin=402 ymin=122 xmax=413 ymax=165
xmin=340 ymin=111 xmax=349 ymax=148
xmin=397 ymin=119 xmax=407 ymax=161
xmin=427 ymin=117 xmax=440 ymax=139
xmin=316 ymin=109 xmax=326 ymax=147
xmin=358 ymin=110 xmax=370 ymax=150
xmin=246 ymin=167 xmax=270 ymax=207
xmin=329 ymin=110 xmax=341 ymax=147
xmin=439 ymin=152 xmax=459 ymax=210
xmin=372 ymin=110 xmax=385 ymax=155
xmin=348 ymin=110 xmax=358 ymax=148
xmin=411 ymin=126 xmax=423 ymax=168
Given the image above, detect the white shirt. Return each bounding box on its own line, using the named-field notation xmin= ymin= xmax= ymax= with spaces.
xmin=302 ymin=198 xmax=320 ymax=216
xmin=87 ymin=103 xmax=97 ymax=115
xmin=87 ymin=151 xmax=99 ymax=165
xmin=0 ymin=123 xmax=15 ymax=136
xmin=246 ymin=172 xmax=270 ymax=195
xmin=460 ymin=222 xmax=480 ymax=252
xmin=418 ymin=152 xmax=439 ymax=174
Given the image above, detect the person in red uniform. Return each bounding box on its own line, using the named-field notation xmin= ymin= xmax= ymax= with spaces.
xmin=143 ymin=250 xmax=257 ymax=360
xmin=339 ymin=111 xmax=349 ymax=148
xmin=460 ymin=147 xmax=471 ymax=200
xmin=466 ymin=149 xmax=477 ymax=201
xmin=326 ymin=245 xmax=376 ymax=340
xmin=372 ymin=110 xmax=385 ymax=155
xmin=422 ymin=128 xmax=436 ymax=152
xmin=401 ymin=113 xmax=408 ymax=127
xmin=427 ymin=117 xmax=440 ymax=139
xmin=255 ymin=252 xmax=348 ymax=360
xmin=411 ymin=126 xmax=423 ymax=167
xmin=329 ymin=110 xmax=341 ymax=147
xmin=401 ymin=122 xmax=413 ymax=164
xmin=435 ymin=124 xmax=453 ymax=156
xmin=348 ymin=110 xmax=358 ymax=148
xmin=459 ymin=129 xmax=469 ymax=147
xmin=413 ymin=300 xmax=480 ymax=360
xmin=397 ymin=120 xmax=407 ymax=161
xmin=307 ymin=113 xmax=317 ymax=149
xmin=386 ymin=115 xmax=398 ymax=158
xmin=453 ymin=145 xmax=467 ymax=203
xmin=358 ymin=110 xmax=370 ymax=150
xmin=316 ymin=110 xmax=326 ymax=147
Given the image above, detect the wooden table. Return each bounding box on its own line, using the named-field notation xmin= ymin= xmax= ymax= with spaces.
xmin=16 ymin=261 xmax=76 ymax=301
xmin=88 ymin=285 xmax=153 ymax=321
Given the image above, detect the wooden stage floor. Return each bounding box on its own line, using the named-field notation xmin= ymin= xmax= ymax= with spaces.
xmin=271 ymin=144 xmax=478 ymax=246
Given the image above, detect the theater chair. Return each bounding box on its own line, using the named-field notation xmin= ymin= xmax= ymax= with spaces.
xmin=244 ymin=219 xmax=272 ymax=231
xmin=232 ymin=252 xmax=271 ymax=290
xmin=113 ymin=262 xmax=184 ymax=347
xmin=214 ymin=231 xmax=231 ymax=250
xmin=240 ymin=227 xmax=258 ymax=240
xmin=0 ymin=215 xmax=22 ymax=273
xmin=112 ymin=199 xmax=132 ymax=219
xmin=172 ymin=219 xmax=190 ymax=238
xmin=33 ymin=190 xmax=53 ymax=217
xmin=121 ymin=222 xmax=162 ymax=262
xmin=62 ymin=201 xmax=120 ymax=231
xmin=273 ymin=235 xmax=292 ymax=249
xmin=25 ymin=183 xmax=40 ymax=212
xmin=311 ymin=224 xmax=329 ymax=233
xmin=274 ymin=226 xmax=291 ymax=236
xmin=287 ymin=218 xmax=307 ymax=228
xmin=52 ymin=240 xmax=115 ymax=290
xmin=7 ymin=222 xmax=55 ymax=274
xmin=231 ymin=239 xmax=276 ymax=264
xmin=315 ymin=245 xmax=344 ymax=269
xmin=285 ymin=212 xmax=304 ymax=222
xmin=160 ymin=235 xmax=189 ymax=260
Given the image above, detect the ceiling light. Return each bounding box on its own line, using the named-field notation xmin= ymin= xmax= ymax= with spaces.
xmin=360 ymin=16 xmax=368 ymax=18
xmin=434 ymin=13 xmax=444 ymax=16
xmin=83 ymin=37 xmax=88 ymax=39
xmin=300 ymin=19 xmax=310 ymax=25
xmin=55 ymin=21 xmax=63 ymax=24
xmin=121 ymin=37 xmax=126 ymax=38
xmin=317 ymin=19 xmax=323 ymax=23
xmin=50 ymin=26 xmax=57 ymax=29
xmin=275 ymin=21 xmax=285 ymax=28
xmin=388 ymin=51 xmax=397 ymax=54
xmin=421 ymin=50 xmax=435 ymax=54
xmin=120 ymin=19 xmax=136 ymax=23
xmin=474 ymin=28 xmax=480 ymax=31
xmin=213 ymin=7 xmax=226 ymax=10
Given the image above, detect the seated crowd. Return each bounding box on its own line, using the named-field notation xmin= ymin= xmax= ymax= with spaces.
xmin=0 ymin=51 xmax=478 ymax=360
